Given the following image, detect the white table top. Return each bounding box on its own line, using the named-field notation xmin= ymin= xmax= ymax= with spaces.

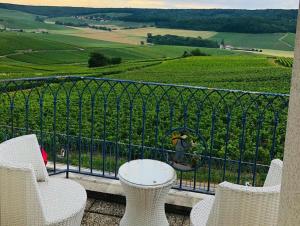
xmin=118 ymin=159 xmax=176 ymax=187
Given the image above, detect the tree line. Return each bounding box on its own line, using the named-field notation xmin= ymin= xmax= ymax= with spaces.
xmin=147 ymin=34 xmax=219 ymax=48
xmin=0 ymin=3 xmax=297 ymax=33
xmin=120 ymin=9 xmax=297 ymax=33
xmin=55 ymin=21 xmax=113 ymax=31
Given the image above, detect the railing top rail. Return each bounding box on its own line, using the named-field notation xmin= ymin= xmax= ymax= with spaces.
xmin=0 ymin=75 xmax=290 ymax=97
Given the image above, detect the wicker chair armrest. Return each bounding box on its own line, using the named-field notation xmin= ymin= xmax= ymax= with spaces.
xmin=0 ymin=162 xmax=46 ymax=226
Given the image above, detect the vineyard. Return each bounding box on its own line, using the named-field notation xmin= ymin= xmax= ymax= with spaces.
xmin=276 ymin=57 xmax=294 ymax=68
xmin=110 ymin=55 xmax=292 ymax=93
xmin=0 ymin=77 xmax=289 ymax=192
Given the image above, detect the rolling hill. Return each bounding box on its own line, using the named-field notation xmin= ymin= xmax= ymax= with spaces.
xmin=0 ymin=8 xmax=62 ymax=30
xmin=0 ymin=4 xmax=294 ymax=94
xmin=0 ymin=6 xmax=296 ymax=52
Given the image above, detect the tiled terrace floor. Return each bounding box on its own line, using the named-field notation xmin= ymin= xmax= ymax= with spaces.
xmin=82 ymin=198 xmax=190 ymax=226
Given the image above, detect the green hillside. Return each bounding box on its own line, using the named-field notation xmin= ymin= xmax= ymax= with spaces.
xmin=0 ymin=7 xmax=296 ymax=52
xmin=211 ymin=32 xmax=295 ymax=51
xmin=0 ymin=32 xmax=77 ymax=55
xmin=108 ymin=55 xmax=292 ymax=93
xmin=281 ymin=33 xmax=296 ymax=47
xmin=0 ymin=30 xmax=234 ymax=66
xmin=0 ymin=29 xmax=292 ymax=93
xmin=0 ymin=3 xmax=296 ymax=33
xmin=7 ymin=51 xmax=89 ymax=65
xmin=0 ymin=8 xmax=62 ymax=30
xmin=36 ymin=33 xmax=120 ymax=48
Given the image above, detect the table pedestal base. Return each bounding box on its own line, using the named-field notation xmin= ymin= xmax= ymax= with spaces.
xmin=120 ymin=182 xmax=173 ymax=226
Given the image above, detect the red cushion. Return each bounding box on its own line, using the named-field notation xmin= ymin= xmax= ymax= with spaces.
xmin=41 ymin=147 xmax=48 ymax=165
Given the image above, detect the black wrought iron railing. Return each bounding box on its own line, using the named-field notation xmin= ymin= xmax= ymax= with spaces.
xmin=0 ymin=76 xmax=289 ymax=194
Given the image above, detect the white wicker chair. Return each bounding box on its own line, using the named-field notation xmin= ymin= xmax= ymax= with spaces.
xmin=190 ymin=159 xmax=283 ymax=226
xmin=0 ymin=134 xmax=87 ymax=226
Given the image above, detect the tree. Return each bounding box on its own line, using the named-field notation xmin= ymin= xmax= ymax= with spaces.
xmin=221 ymin=39 xmax=225 ymax=46
xmin=111 ymin=57 xmax=122 ymax=65
xmin=190 ymin=49 xmax=209 ymax=56
xmin=146 ymin=33 xmax=153 ymax=43
xmin=88 ymin=53 xmax=122 ymax=67
xmin=88 ymin=52 xmax=110 ymax=68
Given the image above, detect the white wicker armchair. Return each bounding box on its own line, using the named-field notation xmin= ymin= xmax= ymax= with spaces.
xmin=0 ymin=134 xmax=87 ymax=226
xmin=190 ymin=159 xmax=283 ymax=226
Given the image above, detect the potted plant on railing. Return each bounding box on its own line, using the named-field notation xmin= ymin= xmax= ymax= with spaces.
xmin=170 ymin=131 xmax=203 ymax=171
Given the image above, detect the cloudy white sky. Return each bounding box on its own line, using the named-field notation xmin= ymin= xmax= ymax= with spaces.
xmin=2 ymin=0 xmax=299 ymax=9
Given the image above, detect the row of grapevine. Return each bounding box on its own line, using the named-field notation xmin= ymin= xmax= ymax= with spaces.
xmin=276 ymin=57 xmax=293 ymax=68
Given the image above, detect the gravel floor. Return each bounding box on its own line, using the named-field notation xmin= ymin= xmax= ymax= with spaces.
xmin=82 ymin=198 xmax=190 ymax=226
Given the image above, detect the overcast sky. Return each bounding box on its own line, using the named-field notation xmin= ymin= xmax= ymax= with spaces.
xmin=2 ymin=0 xmax=299 ymax=9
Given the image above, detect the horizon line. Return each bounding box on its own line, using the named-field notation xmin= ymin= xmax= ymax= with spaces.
xmin=0 ymin=2 xmax=298 ymax=10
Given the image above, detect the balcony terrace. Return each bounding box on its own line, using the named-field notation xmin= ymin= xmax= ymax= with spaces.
xmin=1 ymin=2 xmax=300 ymax=225
xmin=0 ymin=75 xmax=291 ymax=225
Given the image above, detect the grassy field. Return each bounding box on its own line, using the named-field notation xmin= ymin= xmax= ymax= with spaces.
xmin=8 ymin=50 xmax=89 ymax=65
xmin=60 ymin=27 xmax=296 ymax=52
xmin=123 ymin=27 xmax=217 ymax=39
xmin=255 ymin=49 xmax=294 ymax=58
xmin=0 ymin=32 xmax=79 ymax=55
xmin=43 ymin=9 xmax=295 ymax=52
xmin=60 ymin=27 xmax=217 ymax=45
xmin=210 ymin=32 xmax=295 ymax=51
xmin=281 ymin=33 xmax=296 ymax=47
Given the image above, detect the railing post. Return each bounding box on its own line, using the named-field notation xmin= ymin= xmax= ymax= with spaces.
xmin=10 ymin=101 xmax=14 ymax=138
xmin=66 ymin=95 xmax=70 ymax=179
xmin=52 ymin=96 xmax=57 ymax=173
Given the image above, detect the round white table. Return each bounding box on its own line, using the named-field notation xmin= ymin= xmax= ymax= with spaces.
xmin=118 ymin=159 xmax=176 ymax=226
